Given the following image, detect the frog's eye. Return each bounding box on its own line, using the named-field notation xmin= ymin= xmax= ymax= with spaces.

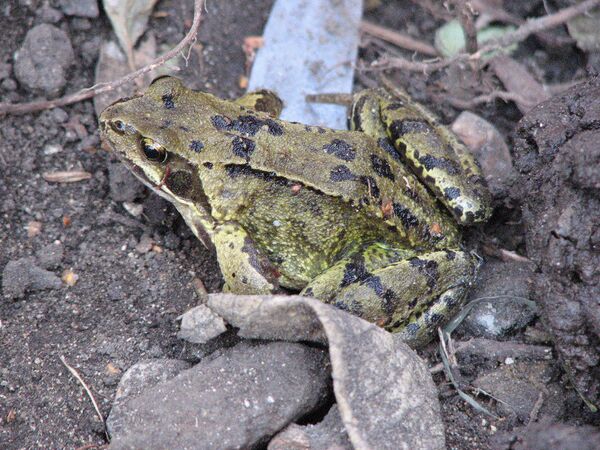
xmin=111 ymin=120 xmax=127 ymax=134
xmin=141 ymin=138 xmax=168 ymax=163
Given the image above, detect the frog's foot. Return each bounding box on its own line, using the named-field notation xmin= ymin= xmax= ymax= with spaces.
xmin=301 ymin=247 xmax=479 ymax=348
xmin=235 ymin=90 xmax=283 ymax=118
xmin=213 ymin=222 xmax=280 ymax=295
xmin=351 ymin=89 xmax=492 ymax=224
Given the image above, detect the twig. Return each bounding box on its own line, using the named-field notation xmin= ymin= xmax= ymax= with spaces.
xmin=360 ymin=21 xmax=438 ymax=56
xmin=444 ymin=90 xmax=538 ymax=110
xmin=60 ymin=355 xmax=109 ymax=442
xmin=371 ymin=0 xmax=600 ymax=73
xmin=0 ymin=0 xmax=206 ymax=116
xmin=452 ymin=0 xmax=479 ymax=54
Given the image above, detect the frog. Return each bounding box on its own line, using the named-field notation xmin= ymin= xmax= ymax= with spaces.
xmin=99 ymin=76 xmax=491 ymax=348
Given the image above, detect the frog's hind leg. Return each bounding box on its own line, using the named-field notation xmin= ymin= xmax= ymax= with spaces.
xmin=213 ymin=222 xmax=280 ymax=295
xmin=350 ymin=89 xmax=491 ymax=225
xmin=301 ymin=245 xmax=479 ymax=348
xmin=235 ymin=90 xmax=283 ymax=118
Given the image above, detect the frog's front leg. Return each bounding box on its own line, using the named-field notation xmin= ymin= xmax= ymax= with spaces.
xmin=351 ymin=90 xmax=492 ymax=224
xmin=301 ymin=246 xmax=479 ymax=348
xmin=213 ymin=222 xmax=280 ymax=295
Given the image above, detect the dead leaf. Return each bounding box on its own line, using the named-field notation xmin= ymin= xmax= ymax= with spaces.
xmin=102 ymin=0 xmax=159 ymax=68
xmin=489 ymin=55 xmax=550 ymax=113
xmin=42 ymin=171 xmax=92 ymax=183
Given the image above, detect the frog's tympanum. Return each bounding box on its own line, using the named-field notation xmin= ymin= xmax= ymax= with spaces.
xmin=100 ymin=76 xmax=491 ymax=347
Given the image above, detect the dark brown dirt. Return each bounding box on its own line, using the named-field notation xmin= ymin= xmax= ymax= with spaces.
xmin=513 ymin=77 xmax=600 ymax=406
xmin=0 ymin=0 xmax=597 ymax=448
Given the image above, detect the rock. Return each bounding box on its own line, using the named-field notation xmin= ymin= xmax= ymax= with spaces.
xmin=35 ymin=242 xmax=64 ymax=270
xmin=108 ymin=162 xmax=144 ymax=202
xmin=13 ymin=24 xmax=74 ymax=97
xmin=208 ymin=294 xmax=446 ymax=450
xmin=59 ymin=0 xmax=99 ymax=18
xmin=0 ymin=62 xmax=11 ymax=80
xmin=2 ymin=257 xmax=62 ymax=299
xmin=473 ymin=361 xmax=565 ymax=422
xmin=106 ymin=359 xmax=192 ymax=437
xmin=512 ymin=77 xmax=600 ymax=405
xmin=36 ymin=3 xmax=64 ymax=23
xmin=459 ymin=260 xmax=537 ymax=339
xmin=504 ymin=422 xmax=600 ymax=450
xmin=177 ymin=305 xmax=227 ymax=344
xmin=108 ymin=342 xmax=331 ymax=449
xmin=268 ymin=405 xmax=351 ymax=450
xmin=452 ymin=111 xmax=515 ymax=197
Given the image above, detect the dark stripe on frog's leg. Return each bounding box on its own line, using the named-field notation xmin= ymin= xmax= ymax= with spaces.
xmin=379 ymin=95 xmax=491 ymax=224
xmin=234 ymin=90 xmax=284 ymax=118
xmin=299 ymin=244 xmax=416 ymax=303
xmin=330 ymin=249 xmax=478 ymax=348
xmin=213 ymin=222 xmax=280 ymax=295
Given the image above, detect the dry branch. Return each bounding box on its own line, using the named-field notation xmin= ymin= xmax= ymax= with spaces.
xmin=0 ymin=0 xmax=205 ymax=116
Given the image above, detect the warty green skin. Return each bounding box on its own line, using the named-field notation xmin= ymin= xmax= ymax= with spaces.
xmin=99 ymin=76 xmax=491 ymax=348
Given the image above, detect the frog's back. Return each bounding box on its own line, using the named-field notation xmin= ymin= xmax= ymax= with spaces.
xmin=139 ymin=77 xmax=460 ymax=248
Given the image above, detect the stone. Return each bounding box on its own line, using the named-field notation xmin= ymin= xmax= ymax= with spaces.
xmin=108 ymin=162 xmax=145 ymax=203
xmin=13 ymin=24 xmax=74 ymax=97
xmin=108 ymin=342 xmax=331 ymax=449
xmin=268 ymin=405 xmax=351 ymax=450
xmin=106 ymin=359 xmax=192 ymax=437
xmin=177 ymin=305 xmax=227 ymax=344
xmin=460 ymin=260 xmax=537 ymax=339
xmin=59 ymin=0 xmax=99 ymax=18
xmin=2 ymin=257 xmax=62 ymax=299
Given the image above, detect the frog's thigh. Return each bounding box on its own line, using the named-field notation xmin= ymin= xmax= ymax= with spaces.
xmin=329 ymin=249 xmax=477 ymax=348
xmin=213 ymin=222 xmax=279 ymax=295
xmin=235 ymin=90 xmax=283 ymax=117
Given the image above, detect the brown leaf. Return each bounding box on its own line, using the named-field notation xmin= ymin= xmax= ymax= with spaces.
xmin=43 ymin=170 xmax=92 ymax=183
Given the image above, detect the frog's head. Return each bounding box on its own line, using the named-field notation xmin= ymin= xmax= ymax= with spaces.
xmin=99 ymin=76 xmax=213 ymax=209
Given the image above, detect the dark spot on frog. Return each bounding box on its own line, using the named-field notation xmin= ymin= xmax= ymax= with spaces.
xmin=359 ymin=175 xmax=380 ymax=198
xmin=179 ymin=125 xmax=190 ymax=132
xmin=392 ymin=203 xmax=419 ymax=229
xmin=159 ymin=119 xmax=172 ymax=129
xmin=428 ymin=312 xmax=444 ymax=326
xmin=304 ymin=125 xmax=312 ymax=132
xmin=189 ymin=140 xmax=204 ymax=153
xmin=385 ymin=101 xmax=405 ymax=110
xmin=317 ymin=127 xmax=327 ymax=134
xmin=370 ymin=154 xmax=395 ymax=181
xmin=377 ymin=137 xmax=402 ymax=161
xmin=162 ymin=93 xmax=175 ymax=109
xmin=408 ymin=258 xmax=439 ymax=290
xmin=362 ymin=277 xmax=400 ymax=314
xmin=231 ymin=136 xmax=255 ymax=160
xmin=212 ymin=114 xmax=283 ymax=136
xmin=303 ymin=287 xmax=314 ymax=297
xmin=228 ymin=242 xmax=235 ymax=249
xmin=203 ymin=162 xmax=213 ymax=169
xmin=404 ymin=322 xmax=421 ymax=335
xmin=388 ymin=118 xmax=430 ymax=140
xmin=165 ymin=170 xmax=193 ymax=197
xmin=418 ymin=154 xmax=461 ymax=175
xmin=453 ymin=205 xmax=464 ymax=218
xmin=330 ymin=165 xmax=356 ymax=182
xmin=242 ymin=276 xmax=248 ymax=284
xmin=211 ymin=115 xmax=232 ymax=130
xmin=350 ymin=95 xmax=368 ymax=131
xmin=323 ymin=139 xmax=356 ymax=161
xmin=444 ymin=187 xmax=461 ymax=200
xmin=340 ymin=256 xmax=370 ymax=288
xmin=408 ymin=297 xmax=418 ymax=308
xmin=445 ymin=250 xmax=456 ymax=260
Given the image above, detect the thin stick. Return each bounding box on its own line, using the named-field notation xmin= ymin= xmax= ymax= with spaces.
xmin=372 ymin=0 xmax=600 ymax=73
xmin=360 ymin=21 xmax=438 ymax=56
xmin=0 ymin=0 xmax=205 ymax=116
xmin=60 ymin=355 xmax=108 ymax=441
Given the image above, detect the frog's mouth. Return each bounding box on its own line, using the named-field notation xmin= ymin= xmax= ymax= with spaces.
xmin=118 ymin=157 xmax=178 ymax=203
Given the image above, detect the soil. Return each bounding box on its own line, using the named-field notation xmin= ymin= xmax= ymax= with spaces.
xmin=0 ymin=0 xmax=598 ymax=449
